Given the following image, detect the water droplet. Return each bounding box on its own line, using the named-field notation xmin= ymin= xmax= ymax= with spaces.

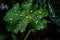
xmin=38 ymin=27 xmax=40 ymax=30
xmin=37 ymin=16 xmax=39 ymax=17
xmin=19 ymin=21 xmax=21 ymax=23
xmin=15 ymin=7 xmax=17 ymax=9
xmin=20 ymin=15 xmax=23 ymax=16
xmin=30 ymin=10 xmax=33 ymax=13
xmin=26 ymin=16 xmax=29 ymax=19
xmin=36 ymin=20 xmax=38 ymax=24
xmin=10 ymin=21 xmax=13 ymax=23
xmin=41 ymin=26 xmax=44 ymax=29
xmin=39 ymin=11 xmax=41 ymax=14
xmin=15 ymin=10 xmax=17 ymax=12
xmin=21 ymin=30 xmax=23 ymax=32
xmin=10 ymin=18 xmax=12 ymax=20
xmin=18 ymin=11 xmax=20 ymax=13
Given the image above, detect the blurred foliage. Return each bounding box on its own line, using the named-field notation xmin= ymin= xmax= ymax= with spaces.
xmin=48 ymin=0 xmax=60 ymax=26
xmin=0 ymin=35 xmax=5 ymax=40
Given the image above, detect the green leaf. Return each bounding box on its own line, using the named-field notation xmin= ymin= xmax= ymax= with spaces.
xmin=14 ymin=18 xmax=29 ymax=33
xmin=33 ymin=8 xmax=48 ymax=19
xmin=7 ymin=18 xmax=29 ymax=33
xmin=21 ymin=0 xmax=33 ymax=11
xmin=3 ymin=3 xmax=20 ymax=23
xmin=3 ymin=0 xmax=48 ymax=33
xmin=32 ymin=19 xmax=47 ymax=30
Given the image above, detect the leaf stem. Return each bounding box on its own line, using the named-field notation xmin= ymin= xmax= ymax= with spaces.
xmin=24 ymin=29 xmax=34 ymax=40
xmin=12 ymin=34 xmax=17 ymax=40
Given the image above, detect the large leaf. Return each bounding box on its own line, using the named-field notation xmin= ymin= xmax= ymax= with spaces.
xmin=3 ymin=0 xmax=48 ymax=33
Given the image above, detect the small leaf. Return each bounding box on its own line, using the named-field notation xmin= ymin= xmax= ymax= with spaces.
xmin=14 ymin=18 xmax=29 ymax=33
xmin=32 ymin=19 xmax=47 ymax=30
xmin=3 ymin=3 xmax=20 ymax=23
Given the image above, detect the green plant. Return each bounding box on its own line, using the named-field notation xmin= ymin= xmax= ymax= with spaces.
xmin=3 ymin=0 xmax=48 ymax=40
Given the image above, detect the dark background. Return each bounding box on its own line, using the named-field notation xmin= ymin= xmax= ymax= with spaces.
xmin=0 ymin=0 xmax=60 ymax=40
